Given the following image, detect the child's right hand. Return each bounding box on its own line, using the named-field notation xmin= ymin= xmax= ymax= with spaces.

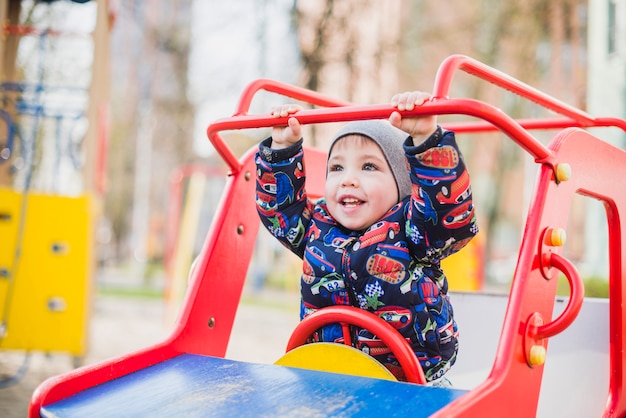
xmin=270 ymin=104 xmax=303 ymax=149
xmin=389 ymin=91 xmax=438 ymax=145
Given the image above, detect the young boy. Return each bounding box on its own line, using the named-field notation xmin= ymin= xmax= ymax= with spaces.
xmin=255 ymin=91 xmax=478 ymax=384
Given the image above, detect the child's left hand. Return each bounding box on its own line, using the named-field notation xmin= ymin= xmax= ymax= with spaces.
xmin=389 ymin=91 xmax=438 ymax=144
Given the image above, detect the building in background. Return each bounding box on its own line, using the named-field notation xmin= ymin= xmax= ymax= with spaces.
xmin=584 ymin=0 xmax=626 ymax=279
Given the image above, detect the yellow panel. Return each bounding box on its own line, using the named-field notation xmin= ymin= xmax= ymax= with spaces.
xmin=275 ymin=342 xmax=397 ymax=381
xmin=0 ymin=188 xmax=92 ymax=355
xmin=0 ymin=188 xmax=20 ymax=327
xmin=442 ymin=233 xmax=484 ymax=291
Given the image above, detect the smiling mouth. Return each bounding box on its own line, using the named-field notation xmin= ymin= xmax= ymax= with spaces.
xmin=341 ymin=198 xmax=363 ymax=207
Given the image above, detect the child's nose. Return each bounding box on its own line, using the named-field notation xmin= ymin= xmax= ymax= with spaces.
xmin=340 ymin=169 xmax=359 ymax=187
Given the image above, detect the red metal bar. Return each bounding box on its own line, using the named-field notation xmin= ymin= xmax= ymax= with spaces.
xmin=207 ymin=98 xmax=555 ymax=174
xmin=341 ymin=323 xmax=353 ymax=347
xmin=444 ymin=116 xmax=626 ymax=134
xmin=433 ymin=54 xmax=596 ymax=125
xmin=534 ymin=253 xmax=584 ymax=339
xmin=234 ymin=78 xmax=352 ymax=116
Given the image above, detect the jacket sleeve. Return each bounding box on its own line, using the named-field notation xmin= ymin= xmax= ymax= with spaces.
xmin=255 ymin=137 xmax=313 ymax=258
xmin=403 ymin=127 xmax=478 ymax=264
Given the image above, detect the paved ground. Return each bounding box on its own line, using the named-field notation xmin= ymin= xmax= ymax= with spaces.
xmin=0 ymin=282 xmax=300 ymax=418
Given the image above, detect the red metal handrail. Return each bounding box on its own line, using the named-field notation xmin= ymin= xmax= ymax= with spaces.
xmin=444 ymin=116 xmax=626 ymax=134
xmin=234 ymin=78 xmax=351 ymax=116
xmin=432 ymin=54 xmax=597 ymax=126
xmin=534 ymin=252 xmax=584 ymax=339
xmin=207 ymin=98 xmax=555 ymax=174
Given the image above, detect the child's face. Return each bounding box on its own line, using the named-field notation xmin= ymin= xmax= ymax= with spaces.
xmin=325 ymin=135 xmax=399 ymax=231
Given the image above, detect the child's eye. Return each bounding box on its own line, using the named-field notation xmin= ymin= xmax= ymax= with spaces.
xmin=363 ymin=163 xmax=378 ymax=171
xmin=328 ymin=164 xmax=343 ymax=172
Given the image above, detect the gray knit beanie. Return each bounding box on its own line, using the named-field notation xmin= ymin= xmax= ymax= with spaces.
xmin=329 ymin=120 xmax=411 ymax=201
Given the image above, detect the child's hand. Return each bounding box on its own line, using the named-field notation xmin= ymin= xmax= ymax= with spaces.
xmin=389 ymin=91 xmax=438 ymax=144
xmin=270 ymin=104 xmax=303 ymax=149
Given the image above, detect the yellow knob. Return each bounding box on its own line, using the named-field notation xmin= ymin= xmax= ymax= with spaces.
xmin=549 ymin=228 xmax=566 ymax=247
xmin=529 ymin=345 xmax=546 ymax=366
xmin=555 ymin=163 xmax=571 ymax=182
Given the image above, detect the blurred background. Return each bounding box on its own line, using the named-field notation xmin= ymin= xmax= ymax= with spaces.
xmin=0 ymin=0 xmax=624 ymax=415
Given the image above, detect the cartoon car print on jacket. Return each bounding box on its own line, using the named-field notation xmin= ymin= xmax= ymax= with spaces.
xmin=418 ymin=276 xmax=441 ymax=305
xmin=261 ymin=152 xmax=305 ymax=180
xmin=274 ymin=172 xmax=294 ymax=206
xmin=437 ymin=317 xmax=458 ymax=345
xmin=286 ymin=216 xmax=306 ymax=247
xmin=412 ymin=185 xmax=437 ymax=225
xmin=366 ymin=254 xmax=406 ymax=284
xmin=323 ymin=227 xmax=356 ymax=251
xmin=376 ymin=306 xmax=412 ymax=330
xmin=443 ymin=201 xmax=474 ymax=228
xmin=306 ymin=221 xmax=322 ymax=243
xmin=375 ymin=241 xmax=411 ymax=261
xmin=304 ymin=245 xmax=335 ymax=272
xmin=293 ymin=160 xmax=304 ymax=179
xmin=302 ymin=259 xmax=314 ymax=283
xmin=436 ymin=169 xmax=471 ymax=205
xmin=352 ymin=221 xmax=401 ymax=251
xmin=312 ymin=205 xmax=334 ymax=223
xmin=266 ymin=212 xmax=288 ymax=235
xmin=255 ymin=191 xmax=277 ymax=216
xmin=257 ymin=171 xmax=277 ymax=194
xmin=416 ymin=145 xmax=459 ymax=170
xmin=256 ymin=153 xmax=302 ymax=204
xmin=412 ymin=165 xmax=456 ymax=183
xmin=310 ymin=272 xmax=345 ymax=296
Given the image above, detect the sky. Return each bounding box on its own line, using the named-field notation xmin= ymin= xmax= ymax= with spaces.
xmin=188 ymin=0 xmax=300 ymax=157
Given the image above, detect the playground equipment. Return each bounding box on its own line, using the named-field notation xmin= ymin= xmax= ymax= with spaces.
xmin=30 ymin=55 xmax=626 ymax=417
xmin=0 ymin=18 xmax=96 ymax=372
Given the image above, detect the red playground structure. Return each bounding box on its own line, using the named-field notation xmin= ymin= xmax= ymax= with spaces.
xmin=30 ymin=55 xmax=626 ymax=417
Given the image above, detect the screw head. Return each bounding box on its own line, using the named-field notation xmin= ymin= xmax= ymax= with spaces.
xmin=529 ymin=344 xmax=546 ymax=366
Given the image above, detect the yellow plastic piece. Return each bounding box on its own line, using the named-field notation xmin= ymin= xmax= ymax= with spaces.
xmin=529 ymin=344 xmax=547 ymax=366
xmin=0 ymin=188 xmax=92 ymax=355
xmin=548 ymin=228 xmax=566 ymax=247
xmin=442 ymin=232 xmax=483 ymax=291
xmin=275 ymin=342 xmax=397 ymax=381
xmin=555 ymin=163 xmax=571 ymax=182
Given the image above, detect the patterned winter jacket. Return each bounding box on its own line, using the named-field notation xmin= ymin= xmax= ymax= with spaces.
xmin=255 ymin=127 xmax=478 ymax=382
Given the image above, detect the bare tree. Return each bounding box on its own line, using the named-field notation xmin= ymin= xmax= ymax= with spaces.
xmin=106 ymin=1 xmax=196 ymax=265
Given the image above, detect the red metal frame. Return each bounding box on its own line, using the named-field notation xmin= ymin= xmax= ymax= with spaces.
xmin=29 ymin=55 xmax=626 ymax=417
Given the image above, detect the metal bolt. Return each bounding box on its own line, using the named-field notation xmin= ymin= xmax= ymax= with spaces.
xmin=547 ymin=228 xmax=566 ymax=247
xmin=555 ymin=163 xmax=571 ymax=182
xmin=529 ymin=344 xmax=546 ymax=366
